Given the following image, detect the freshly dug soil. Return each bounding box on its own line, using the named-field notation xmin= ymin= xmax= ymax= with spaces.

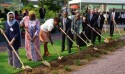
xmin=20 ymin=38 xmax=125 ymax=74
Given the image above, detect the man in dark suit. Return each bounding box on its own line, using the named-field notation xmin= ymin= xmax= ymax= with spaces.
xmin=97 ymin=11 xmax=105 ymax=42
xmin=109 ymin=8 xmax=117 ymax=37
xmin=61 ymin=11 xmax=73 ymax=53
xmin=86 ymin=9 xmax=98 ymax=44
xmin=39 ymin=6 xmax=46 ymax=23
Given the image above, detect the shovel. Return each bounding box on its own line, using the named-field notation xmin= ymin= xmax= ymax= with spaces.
xmin=87 ymin=24 xmax=110 ymax=43
xmin=71 ymin=29 xmax=92 ymax=47
xmin=51 ymin=44 xmax=63 ymax=60
xmin=82 ymin=32 xmax=93 ymax=46
xmin=0 ymin=28 xmax=32 ymax=71
xmin=25 ymin=29 xmax=51 ymax=67
xmin=59 ymin=28 xmax=80 ymax=51
xmin=114 ymin=21 xmax=122 ymax=37
xmin=34 ymin=44 xmax=51 ymax=67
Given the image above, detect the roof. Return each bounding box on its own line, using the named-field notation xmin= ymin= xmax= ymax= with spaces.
xmin=28 ymin=0 xmax=38 ymax=1
xmin=69 ymin=0 xmax=125 ymax=4
xmin=0 ymin=3 xmax=11 ymax=7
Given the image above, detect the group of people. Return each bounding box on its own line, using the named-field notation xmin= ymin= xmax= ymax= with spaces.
xmin=60 ymin=8 xmax=119 ymax=53
xmin=0 ymin=10 xmax=59 ymax=69
xmin=0 ymin=7 xmax=120 ymax=69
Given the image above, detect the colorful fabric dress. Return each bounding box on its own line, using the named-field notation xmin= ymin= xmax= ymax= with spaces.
xmin=20 ymin=16 xmax=41 ymax=61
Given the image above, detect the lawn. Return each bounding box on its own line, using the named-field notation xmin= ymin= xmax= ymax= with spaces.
xmin=0 ymin=32 xmax=123 ymax=74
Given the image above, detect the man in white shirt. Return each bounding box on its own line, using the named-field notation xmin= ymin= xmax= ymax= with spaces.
xmin=39 ymin=17 xmax=60 ymax=56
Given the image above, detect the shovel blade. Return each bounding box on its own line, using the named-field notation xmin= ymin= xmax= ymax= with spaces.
xmin=58 ymin=56 xmax=63 ymax=60
xmin=22 ymin=65 xmax=32 ymax=72
xmin=42 ymin=60 xmax=51 ymax=67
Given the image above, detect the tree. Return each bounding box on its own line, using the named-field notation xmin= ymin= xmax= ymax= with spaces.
xmin=38 ymin=0 xmax=67 ymax=12
xmin=21 ymin=0 xmax=28 ymax=5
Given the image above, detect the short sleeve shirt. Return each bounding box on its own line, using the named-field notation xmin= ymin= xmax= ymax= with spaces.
xmin=40 ymin=19 xmax=54 ymax=32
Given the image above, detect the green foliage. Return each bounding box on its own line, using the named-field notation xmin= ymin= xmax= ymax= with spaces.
xmin=45 ymin=10 xmax=56 ymax=20
xmin=21 ymin=3 xmax=40 ymax=18
xmin=64 ymin=65 xmax=72 ymax=71
xmin=21 ymin=0 xmax=28 ymax=5
xmin=92 ymin=53 xmax=100 ymax=58
xmin=74 ymin=59 xmax=82 ymax=66
xmin=0 ymin=18 xmax=5 ymax=30
xmin=22 ymin=3 xmax=34 ymax=11
xmin=38 ymin=0 xmax=66 ymax=12
xmin=52 ymin=71 xmax=59 ymax=74
xmin=101 ymin=50 xmax=108 ymax=54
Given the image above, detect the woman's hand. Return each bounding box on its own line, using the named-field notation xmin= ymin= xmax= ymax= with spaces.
xmin=9 ymin=38 xmax=15 ymax=45
xmin=0 ymin=29 xmax=5 ymax=34
xmin=31 ymin=38 xmax=35 ymax=42
xmin=31 ymin=36 xmax=37 ymax=42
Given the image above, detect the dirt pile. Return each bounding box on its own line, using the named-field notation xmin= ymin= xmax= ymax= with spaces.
xmin=20 ymin=38 xmax=125 ymax=74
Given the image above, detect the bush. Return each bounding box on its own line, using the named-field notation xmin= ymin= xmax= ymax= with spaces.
xmin=21 ymin=3 xmax=56 ymax=20
xmin=0 ymin=18 xmax=5 ymax=30
xmin=64 ymin=65 xmax=72 ymax=71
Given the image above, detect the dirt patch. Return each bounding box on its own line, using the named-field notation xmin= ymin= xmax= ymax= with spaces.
xmin=20 ymin=38 xmax=125 ymax=74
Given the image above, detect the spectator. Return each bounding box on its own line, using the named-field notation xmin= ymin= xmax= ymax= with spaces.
xmin=0 ymin=10 xmax=4 ymax=19
xmin=15 ymin=11 xmax=19 ymax=21
xmin=39 ymin=5 xmax=46 ymax=23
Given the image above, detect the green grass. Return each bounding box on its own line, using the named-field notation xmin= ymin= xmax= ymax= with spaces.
xmin=0 ymin=40 xmax=81 ymax=74
xmin=0 ymin=32 xmax=124 ymax=74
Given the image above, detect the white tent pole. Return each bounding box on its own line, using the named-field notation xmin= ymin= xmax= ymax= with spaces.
xmin=67 ymin=0 xmax=70 ymax=15
xmin=80 ymin=0 xmax=81 ymax=13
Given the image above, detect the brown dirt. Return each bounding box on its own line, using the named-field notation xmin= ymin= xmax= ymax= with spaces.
xmin=20 ymin=38 xmax=125 ymax=74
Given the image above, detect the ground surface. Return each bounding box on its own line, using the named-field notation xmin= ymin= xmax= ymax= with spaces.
xmin=0 ymin=31 xmax=125 ymax=74
xmin=72 ymin=46 xmax=125 ymax=74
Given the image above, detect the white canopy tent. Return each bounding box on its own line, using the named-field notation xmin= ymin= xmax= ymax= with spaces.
xmin=69 ymin=0 xmax=125 ymax=12
xmin=69 ymin=0 xmax=125 ymax=4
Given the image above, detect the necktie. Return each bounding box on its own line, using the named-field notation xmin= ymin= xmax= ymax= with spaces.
xmin=90 ymin=14 xmax=93 ymax=21
xmin=63 ymin=18 xmax=66 ymax=31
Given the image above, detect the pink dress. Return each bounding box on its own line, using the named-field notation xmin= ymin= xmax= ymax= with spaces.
xmin=20 ymin=16 xmax=41 ymax=61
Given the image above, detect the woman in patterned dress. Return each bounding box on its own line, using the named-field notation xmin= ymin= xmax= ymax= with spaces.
xmin=20 ymin=11 xmax=41 ymax=61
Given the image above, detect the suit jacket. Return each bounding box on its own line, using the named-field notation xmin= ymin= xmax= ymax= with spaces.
xmin=86 ymin=13 xmax=98 ymax=28
xmin=73 ymin=18 xmax=83 ymax=34
xmin=5 ymin=21 xmax=21 ymax=50
xmin=61 ymin=17 xmax=72 ymax=33
xmin=39 ymin=7 xmax=46 ymax=18
xmin=98 ymin=14 xmax=105 ymax=30
xmin=109 ymin=12 xmax=117 ymax=23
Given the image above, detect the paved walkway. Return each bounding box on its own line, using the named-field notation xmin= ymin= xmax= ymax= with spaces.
xmin=72 ymin=46 xmax=125 ymax=74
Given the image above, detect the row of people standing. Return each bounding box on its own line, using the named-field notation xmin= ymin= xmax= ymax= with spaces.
xmin=60 ymin=9 xmax=105 ymax=53
xmin=60 ymin=8 xmax=119 ymax=53
xmin=1 ymin=10 xmax=60 ymax=69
